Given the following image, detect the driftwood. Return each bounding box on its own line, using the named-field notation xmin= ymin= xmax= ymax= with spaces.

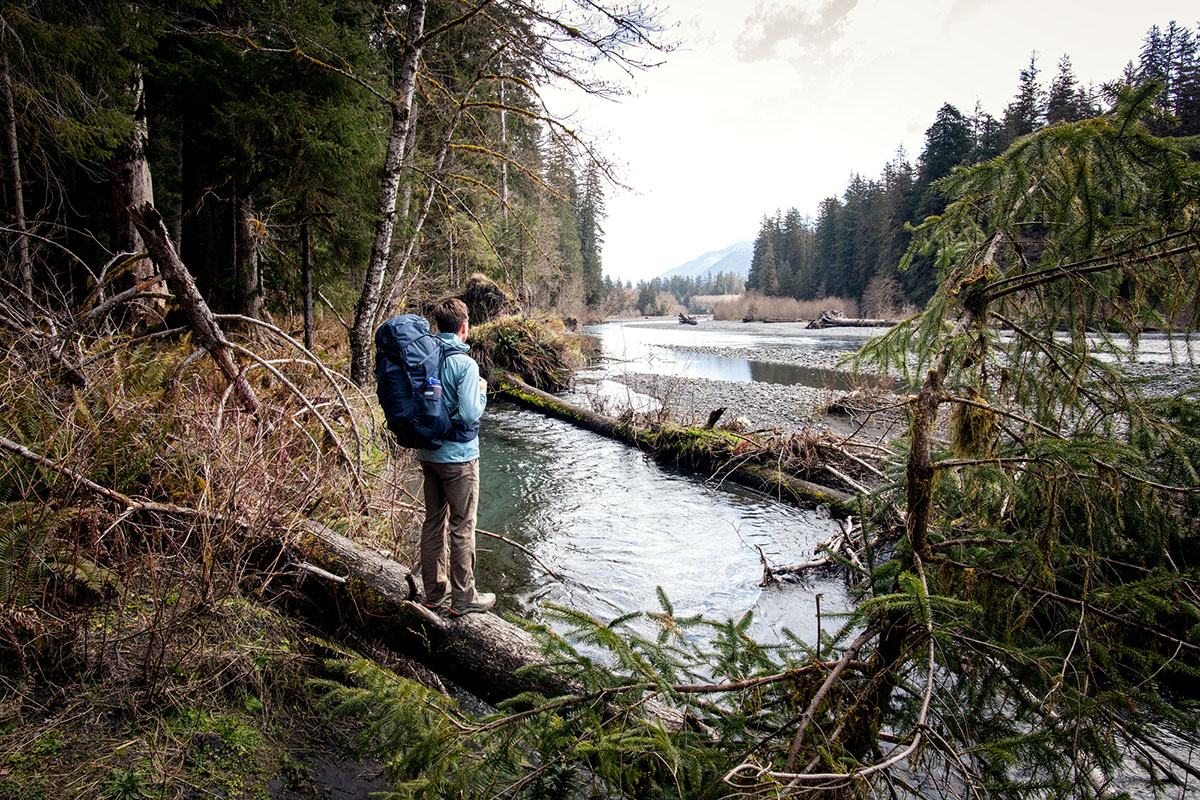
xmin=493 ymin=371 xmax=855 ymax=516
xmin=763 ymin=517 xmax=880 ymax=582
xmin=678 ymin=312 xmax=698 ymax=325
xmin=128 ymin=202 xmax=260 ymax=412
xmin=806 ymin=310 xmax=897 ymax=330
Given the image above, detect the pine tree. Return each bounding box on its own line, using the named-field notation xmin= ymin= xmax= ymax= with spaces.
xmin=969 ymin=101 xmax=1005 ymax=164
xmin=577 ymin=163 xmax=605 ymax=307
xmin=1002 ymin=53 xmax=1044 ymax=145
xmin=1046 ymin=54 xmax=1089 ymax=124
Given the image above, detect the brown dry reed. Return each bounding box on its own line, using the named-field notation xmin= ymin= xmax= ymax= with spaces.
xmin=712 ymin=292 xmax=860 ymax=322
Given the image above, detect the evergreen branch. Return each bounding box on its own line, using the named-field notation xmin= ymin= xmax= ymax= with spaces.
xmin=199 ymin=31 xmax=391 ymax=106
xmin=990 ymin=311 xmax=1123 ymax=408
xmin=934 ymin=456 xmax=1049 ymax=469
xmin=985 ymin=239 xmax=1200 ymax=303
xmin=782 ymin=626 xmax=878 ymax=771
xmin=1090 ymin=457 xmax=1200 ymax=494
xmin=469 ymin=663 xmax=846 ymax=735
xmin=940 ymin=558 xmax=1200 ymax=654
xmin=415 ymin=0 xmax=496 ymax=49
xmin=942 ymin=394 xmax=1064 ymax=439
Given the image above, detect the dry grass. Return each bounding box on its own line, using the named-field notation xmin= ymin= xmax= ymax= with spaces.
xmin=0 ymin=307 xmax=415 ymax=797
xmin=687 ymin=294 xmax=738 ymax=314
xmin=713 ymin=293 xmax=859 ymax=322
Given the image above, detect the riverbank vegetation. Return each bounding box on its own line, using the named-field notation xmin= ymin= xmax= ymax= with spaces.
xmin=712 ymin=293 xmax=859 ymax=322
xmin=333 ymin=83 xmax=1200 ymax=800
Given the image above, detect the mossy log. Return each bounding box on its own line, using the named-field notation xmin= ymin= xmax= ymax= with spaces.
xmin=284 ymin=520 xmax=689 ymax=729
xmin=289 ymin=520 xmax=570 ymax=706
xmin=493 ymin=371 xmax=855 ymax=516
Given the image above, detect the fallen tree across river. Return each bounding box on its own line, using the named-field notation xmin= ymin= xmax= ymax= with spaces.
xmin=278 ymin=520 xmax=565 ymax=706
xmin=492 ymin=370 xmax=859 ymax=517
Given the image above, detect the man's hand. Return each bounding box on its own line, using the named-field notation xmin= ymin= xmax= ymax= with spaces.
xmin=479 ymin=377 xmax=488 ymax=394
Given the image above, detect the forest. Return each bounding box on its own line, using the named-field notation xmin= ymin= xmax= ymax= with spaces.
xmin=743 ymin=22 xmax=1200 ymax=316
xmin=2 ymin=2 xmax=1200 ymax=799
xmin=0 ymin=0 xmax=632 ymax=366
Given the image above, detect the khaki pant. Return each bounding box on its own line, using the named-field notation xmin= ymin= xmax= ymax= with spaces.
xmin=419 ymin=459 xmax=480 ymax=607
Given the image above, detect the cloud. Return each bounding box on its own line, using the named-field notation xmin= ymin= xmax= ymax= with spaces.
xmin=733 ymin=0 xmax=864 ymax=63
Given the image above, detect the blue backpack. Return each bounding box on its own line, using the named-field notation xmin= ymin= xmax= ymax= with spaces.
xmin=375 ymin=314 xmax=480 ymax=449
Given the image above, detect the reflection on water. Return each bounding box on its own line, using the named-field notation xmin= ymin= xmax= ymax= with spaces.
xmin=477 ymin=404 xmax=848 ymax=644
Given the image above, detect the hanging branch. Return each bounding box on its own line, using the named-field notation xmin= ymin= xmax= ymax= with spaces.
xmin=128 ymin=202 xmax=260 ymax=413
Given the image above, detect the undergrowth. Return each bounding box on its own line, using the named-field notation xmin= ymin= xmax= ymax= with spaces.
xmin=468 ymin=314 xmax=583 ymax=392
xmin=0 ymin=312 xmax=411 ymax=797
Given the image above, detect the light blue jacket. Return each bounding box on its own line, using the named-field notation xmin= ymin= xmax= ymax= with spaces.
xmin=417 ymin=333 xmax=486 ymax=463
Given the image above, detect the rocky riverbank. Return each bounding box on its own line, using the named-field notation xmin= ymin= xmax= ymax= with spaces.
xmin=584 ymin=319 xmax=1197 ymax=438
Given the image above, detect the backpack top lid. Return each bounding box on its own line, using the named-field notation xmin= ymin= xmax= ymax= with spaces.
xmin=375 ymin=313 xmax=436 ymax=365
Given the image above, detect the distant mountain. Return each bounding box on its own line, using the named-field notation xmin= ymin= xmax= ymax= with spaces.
xmin=657 ymin=241 xmax=752 ymax=281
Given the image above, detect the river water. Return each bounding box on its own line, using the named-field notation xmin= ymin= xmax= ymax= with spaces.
xmin=473 ymin=319 xmax=873 ymax=644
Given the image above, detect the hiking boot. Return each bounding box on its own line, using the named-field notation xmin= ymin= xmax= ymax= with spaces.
xmin=449 ymin=592 xmax=495 ymax=617
xmin=423 ymin=597 xmax=450 ymax=613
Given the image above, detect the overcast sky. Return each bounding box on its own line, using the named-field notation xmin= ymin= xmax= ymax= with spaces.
xmin=555 ymin=0 xmax=1197 ymax=283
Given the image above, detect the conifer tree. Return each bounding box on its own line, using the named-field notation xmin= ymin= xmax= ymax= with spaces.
xmin=577 ymin=163 xmax=605 ymax=307
xmin=1046 ymin=54 xmax=1090 ymax=124
xmin=1002 ymin=53 xmax=1044 ymax=145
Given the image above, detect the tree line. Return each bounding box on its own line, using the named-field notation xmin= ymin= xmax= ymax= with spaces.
xmin=0 ymin=0 xmax=662 ymax=382
xmin=746 ymin=20 xmax=1200 ymax=315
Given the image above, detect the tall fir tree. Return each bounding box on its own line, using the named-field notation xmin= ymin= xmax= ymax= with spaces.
xmin=577 ymin=163 xmax=605 ymax=307
xmin=1002 ymin=53 xmax=1044 ymax=145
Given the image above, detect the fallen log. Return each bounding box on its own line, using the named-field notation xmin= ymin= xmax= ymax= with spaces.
xmin=129 ymin=202 xmax=260 ymax=412
xmin=283 ymin=521 xmax=692 ymax=731
xmin=806 ymin=310 xmax=897 ymax=330
xmin=493 ymin=371 xmax=856 ymax=516
xmin=286 ymin=520 xmax=569 ymax=706
xmin=678 ymin=312 xmax=698 ymax=325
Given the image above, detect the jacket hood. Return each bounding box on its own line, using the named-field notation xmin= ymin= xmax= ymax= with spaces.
xmin=435 ymin=332 xmax=471 ymax=354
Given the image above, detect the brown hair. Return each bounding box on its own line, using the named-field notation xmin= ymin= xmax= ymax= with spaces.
xmin=432 ymin=298 xmax=469 ymax=334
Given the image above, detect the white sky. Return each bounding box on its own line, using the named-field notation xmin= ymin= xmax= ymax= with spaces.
xmin=553 ymin=0 xmax=1198 ymax=283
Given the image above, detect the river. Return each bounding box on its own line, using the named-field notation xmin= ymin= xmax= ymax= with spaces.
xmin=473 ymin=318 xmax=877 ymax=644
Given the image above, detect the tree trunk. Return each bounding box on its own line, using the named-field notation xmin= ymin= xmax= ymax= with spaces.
xmin=349 ymin=0 xmax=428 ymax=386
xmin=905 ymin=369 xmax=942 ymax=561
xmin=301 ymin=216 xmax=313 ymax=351
xmin=286 ymin=520 xmax=575 ymax=706
xmin=234 ymin=189 xmax=263 ymax=319
xmin=0 ymin=44 xmax=30 ymax=302
xmin=285 ymin=520 xmax=689 ymax=733
xmin=109 ymin=66 xmax=167 ymax=326
xmin=129 ymin=202 xmax=260 ymax=412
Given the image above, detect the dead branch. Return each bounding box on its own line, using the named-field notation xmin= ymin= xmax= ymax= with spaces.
xmin=128 ymin=202 xmax=260 ymax=412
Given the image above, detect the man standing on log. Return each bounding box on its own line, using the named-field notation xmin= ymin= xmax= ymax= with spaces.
xmin=419 ymin=298 xmax=494 ymax=617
